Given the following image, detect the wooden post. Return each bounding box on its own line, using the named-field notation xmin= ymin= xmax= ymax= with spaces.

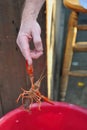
xmin=46 ymin=0 xmax=56 ymax=99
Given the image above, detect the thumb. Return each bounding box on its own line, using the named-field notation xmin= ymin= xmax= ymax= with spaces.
xmin=32 ymin=28 xmax=43 ymax=52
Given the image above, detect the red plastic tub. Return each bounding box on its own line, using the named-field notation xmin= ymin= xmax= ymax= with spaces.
xmin=0 ymin=102 xmax=87 ymax=130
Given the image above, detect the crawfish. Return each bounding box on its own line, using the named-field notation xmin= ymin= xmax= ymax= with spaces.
xmin=16 ymin=61 xmax=53 ymax=110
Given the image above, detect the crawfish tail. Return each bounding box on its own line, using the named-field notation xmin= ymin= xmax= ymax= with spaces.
xmin=41 ymin=95 xmax=54 ymax=105
xmin=26 ymin=60 xmax=34 ymax=76
xmin=26 ymin=60 xmax=34 ymax=86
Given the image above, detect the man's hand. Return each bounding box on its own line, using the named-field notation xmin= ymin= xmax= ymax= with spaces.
xmin=17 ymin=20 xmax=43 ymax=65
xmin=16 ymin=0 xmax=45 ymax=65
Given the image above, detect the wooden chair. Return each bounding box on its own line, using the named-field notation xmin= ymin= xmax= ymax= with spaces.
xmin=60 ymin=0 xmax=87 ymax=101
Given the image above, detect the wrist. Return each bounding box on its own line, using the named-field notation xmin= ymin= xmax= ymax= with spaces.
xmin=20 ymin=19 xmax=37 ymax=33
xmin=21 ymin=16 xmax=36 ymax=26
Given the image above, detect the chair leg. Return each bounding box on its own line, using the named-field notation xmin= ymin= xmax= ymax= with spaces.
xmin=60 ymin=11 xmax=78 ymax=101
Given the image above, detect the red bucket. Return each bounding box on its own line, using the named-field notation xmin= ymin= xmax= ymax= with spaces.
xmin=0 ymin=102 xmax=87 ymax=130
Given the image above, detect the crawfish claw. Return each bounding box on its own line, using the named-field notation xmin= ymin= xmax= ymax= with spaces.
xmin=41 ymin=95 xmax=54 ymax=105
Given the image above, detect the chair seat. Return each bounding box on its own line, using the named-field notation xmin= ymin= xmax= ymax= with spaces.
xmin=63 ymin=0 xmax=87 ymax=13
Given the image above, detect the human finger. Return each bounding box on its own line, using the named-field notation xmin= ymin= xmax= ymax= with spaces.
xmin=16 ymin=35 xmax=32 ymax=65
xmin=30 ymin=50 xmax=43 ymax=59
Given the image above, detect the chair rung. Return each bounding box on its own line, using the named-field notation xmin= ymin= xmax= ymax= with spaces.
xmin=76 ymin=25 xmax=87 ymax=30
xmin=68 ymin=70 xmax=87 ymax=77
xmin=73 ymin=42 xmax=87 ymax=51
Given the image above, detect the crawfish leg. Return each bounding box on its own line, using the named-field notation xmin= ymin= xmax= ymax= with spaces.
xmin=32 ymin=92 xmax=42 ymax=110
xmin=33 ymin=95 xmax=41 ymax=110
xmin=16 ymin=94 xmax=22 ymax=103
xmin=32 ymin=91 xmax=41 ymax=102
xmin=38 ymin=99 xmax=41 ymax=110
xmin=29 ymin=98 xmax=33 ymax=110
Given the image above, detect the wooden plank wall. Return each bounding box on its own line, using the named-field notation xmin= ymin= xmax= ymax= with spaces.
xmin=0 ymin=0 xmax=46 ymax=117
